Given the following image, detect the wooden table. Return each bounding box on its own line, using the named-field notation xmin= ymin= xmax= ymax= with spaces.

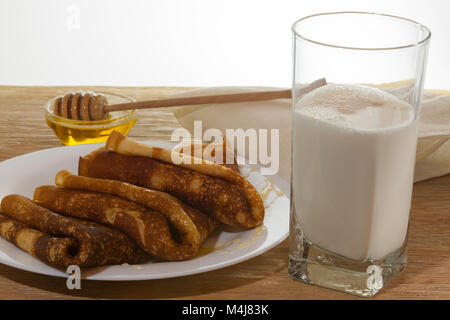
xmin=0 ymin=86 xmax=449 ymax=300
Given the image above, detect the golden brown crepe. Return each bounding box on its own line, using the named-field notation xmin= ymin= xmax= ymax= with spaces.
xmin=0 ymin=195 xmax=148 ymax=267
xmin=34 ymin=180 xmax=218 ymax=260
xmin=78 ymin=131 xmax=265 ymax=229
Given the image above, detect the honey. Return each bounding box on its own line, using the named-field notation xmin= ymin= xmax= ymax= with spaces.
xmin=45 ymin=114 xmax=136 ymax=146
xmin=45 ymin=92 xmax=137 ymax=146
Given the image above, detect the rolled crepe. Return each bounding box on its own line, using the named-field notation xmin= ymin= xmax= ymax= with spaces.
xmin=79 ymin=131 xmax=265 ymax=229
xmin=0 ymin=195 xmax=148 ymax=267
xmin=34 ymin=180 xmax=218 ymax=260
xmin=54 ymin=170 xmax=219 ymax=243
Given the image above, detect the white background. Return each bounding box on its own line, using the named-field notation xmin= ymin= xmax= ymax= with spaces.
xmin=0 ymin=0 xmax=448 ymax=89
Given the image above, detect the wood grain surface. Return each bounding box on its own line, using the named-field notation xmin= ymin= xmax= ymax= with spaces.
xmin=0 ymin=86 xmax=449 ymax=300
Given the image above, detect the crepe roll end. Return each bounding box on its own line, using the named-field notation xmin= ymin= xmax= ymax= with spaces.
xmin=106 ymin=130 xmax=126 ymax=151
xmin=55 ymin=170 xmax=88 ymax=193
xmin=55 ymin=169 xmax=71 ymax=186
xmin=33 ymin=185 xmax=54 ymax=205
xmin=78 ymin=156 xmax=90 ymax=176
xmin=1 ymin=194 xmax=23 ymax=213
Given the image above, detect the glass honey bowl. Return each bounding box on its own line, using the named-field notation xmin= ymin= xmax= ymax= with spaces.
xmin=45 ymin=92 xmax=137 ymax=146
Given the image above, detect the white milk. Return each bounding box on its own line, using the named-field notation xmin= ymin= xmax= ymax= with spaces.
xmin=293 ymin=84 xmax=418 ymax=261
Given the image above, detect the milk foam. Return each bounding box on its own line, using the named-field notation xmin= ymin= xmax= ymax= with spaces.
xmin=299 ymin=84 xmax=414 ymax=130
xmin=293 ymin=84 xmax=418 ymax=261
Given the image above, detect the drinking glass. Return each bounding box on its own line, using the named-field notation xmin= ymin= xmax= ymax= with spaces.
xmin=289 ymin=12 xmax=431 ymax=297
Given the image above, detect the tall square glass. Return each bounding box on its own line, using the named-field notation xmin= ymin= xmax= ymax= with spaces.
xmin=289 ymin=12 xmax=431 ymax=297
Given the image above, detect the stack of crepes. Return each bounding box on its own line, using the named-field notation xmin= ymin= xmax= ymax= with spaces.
xmin=0 ymin=131 xmax=265 ymax=268
xmin=172 ymin=83 xmax=450 ymax=183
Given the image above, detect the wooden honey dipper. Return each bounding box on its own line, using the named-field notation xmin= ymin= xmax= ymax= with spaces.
xmin=52 ymin=78 xmax=327 ymax=121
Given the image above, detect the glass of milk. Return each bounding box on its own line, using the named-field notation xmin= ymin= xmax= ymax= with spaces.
xmin=289 ymin=12 xmax=430 ymax=297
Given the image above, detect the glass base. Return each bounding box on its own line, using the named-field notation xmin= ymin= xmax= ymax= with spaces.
xmin=288 ymin=213 xmax=407 ymax=297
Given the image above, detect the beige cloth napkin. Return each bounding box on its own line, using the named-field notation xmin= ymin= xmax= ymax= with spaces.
xmin=172 ymin=86 xmax=450 ymax=183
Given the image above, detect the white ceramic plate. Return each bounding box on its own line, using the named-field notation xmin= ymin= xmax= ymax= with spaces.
xmin=0 ymin=142 xmax=290 ymax=281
